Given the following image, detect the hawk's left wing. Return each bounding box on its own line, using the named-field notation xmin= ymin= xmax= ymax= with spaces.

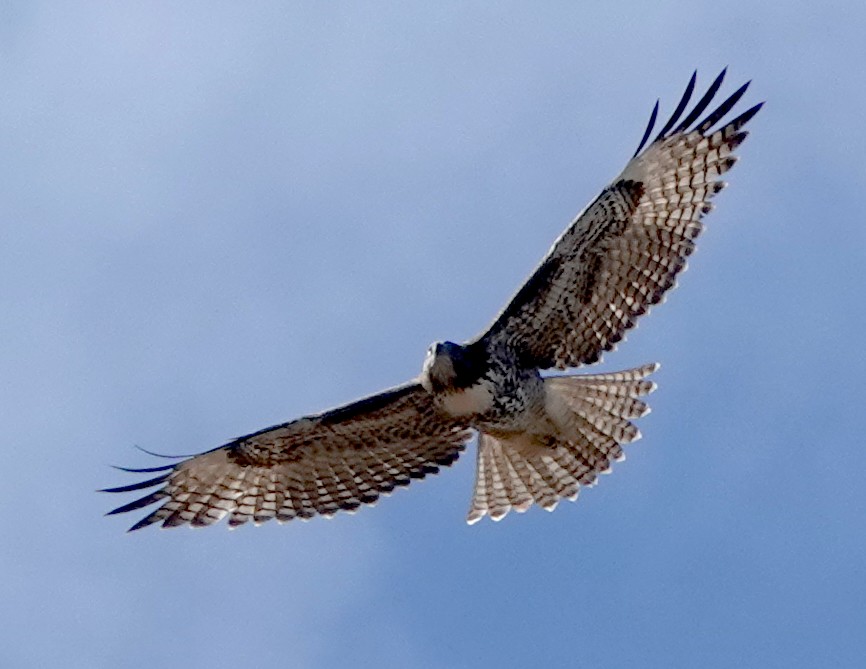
xmin=477 ymin=70 xmax=762 ymax=370
xmin=104 ymin=383 xmax=472 ymax=530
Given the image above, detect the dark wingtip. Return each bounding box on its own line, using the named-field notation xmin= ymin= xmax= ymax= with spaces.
xmin=111 ymin=463 xmax=177 ymax=474
xmin=728 ymin=101 xmax=764 ymax=131
xmin=632 ymin=99 xmax=659 ymax=158
xmin=99 ymin=473 xmax=170 ymax=494
xmin=134 ymin=444 xmax=195 ymax=459
xmin=674 ymin=68 xmax=727 ymax=134
xmin=106 ymin=490 xmax=167 ymax=516
xmin=653 ymin=70 xmax=697 ymax=142
xmin=632 ymin=68 xmax=755 ymax=155
xmin=696 ymin=79 xmax=751 ymax=133
xmin=127 ymin=514 xmax=160 ymax=532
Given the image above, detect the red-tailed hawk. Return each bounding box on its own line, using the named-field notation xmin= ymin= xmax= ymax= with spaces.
xmin=105 ymin=70 xmax=761 ymax=530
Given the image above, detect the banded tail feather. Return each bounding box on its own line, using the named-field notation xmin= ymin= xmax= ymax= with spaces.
xmin=467 ymin=363 xmax=658 ymax=524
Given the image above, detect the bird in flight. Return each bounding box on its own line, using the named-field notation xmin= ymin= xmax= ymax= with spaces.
xmin=105 ymin=70 xmax=761 ymax=531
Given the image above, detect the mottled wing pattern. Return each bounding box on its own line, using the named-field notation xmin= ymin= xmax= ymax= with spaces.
xmin=104 ymin=383 xmax=472 ymax=530
xmin=479 ymin=70 xmax=762 ymax=370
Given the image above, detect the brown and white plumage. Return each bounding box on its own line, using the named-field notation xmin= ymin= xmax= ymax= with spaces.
xmin=466 ymin=363 xmax=658 ymax=524
xmin=479 ymin=70 xmax=760 ymax=370
xmin=106 ymin=384 xmax=471 ymax=530
xmin=105 ymin=70 xmax=761 ymax=530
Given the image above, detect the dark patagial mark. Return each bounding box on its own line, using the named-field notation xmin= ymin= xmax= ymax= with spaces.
xmin=576 ymin=179 xmax=644 ymax=305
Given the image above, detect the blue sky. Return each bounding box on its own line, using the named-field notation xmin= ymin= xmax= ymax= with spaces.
xmin=2 ymin=2 xmax=865 ymax=667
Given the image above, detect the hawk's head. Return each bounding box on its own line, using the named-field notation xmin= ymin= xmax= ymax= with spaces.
xmin=420 ymin=341 xmax=486 ymax=393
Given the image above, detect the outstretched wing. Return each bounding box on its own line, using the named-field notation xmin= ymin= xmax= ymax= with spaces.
xmin=104 ymin=383 xmax=472 ymax=530
xmin=477 ymin=70 xmax=763 ymax=370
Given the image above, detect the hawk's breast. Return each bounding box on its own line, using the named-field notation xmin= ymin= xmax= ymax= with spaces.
xmin=438 ymin=380 xmax=495 ymax=417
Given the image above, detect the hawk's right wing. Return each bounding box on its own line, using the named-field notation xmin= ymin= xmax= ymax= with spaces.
xmin=477 ymin=70 xmax=762 ymax=370
xmin=104 ymin=383 xmax=472 ymax=530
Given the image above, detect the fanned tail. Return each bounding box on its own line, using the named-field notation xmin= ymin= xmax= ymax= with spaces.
xmin=467 ymin=363 xmax=658 ymax=524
